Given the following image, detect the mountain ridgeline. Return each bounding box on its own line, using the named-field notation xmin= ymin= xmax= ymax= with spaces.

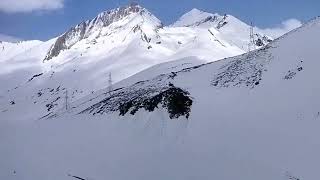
xmin=42 ymin=4 xmax=271 ymax=62
xmin=44 ymin=3 xmax=163 ymax=61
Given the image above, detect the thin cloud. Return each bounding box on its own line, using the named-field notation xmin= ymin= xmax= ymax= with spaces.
xmin=259 ymin=19 xmax=302 ymax=38
xmin=0 ymin=33 xmax=21 ymax=42
xmin=0 ymin=0 xmax=65 ymax=13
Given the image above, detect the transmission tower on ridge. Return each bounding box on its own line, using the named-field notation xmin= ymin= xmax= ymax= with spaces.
xmin=65 ymin=90 xmax=69 ymax=111
xmin=248 ymin=22 xmax=256 ymax=52
xmin=108 ymin=72 xmax=113 ymax=95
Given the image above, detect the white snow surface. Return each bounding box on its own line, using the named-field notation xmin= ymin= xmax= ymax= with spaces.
xmin=0 ymin=40 xmax=43 ymax=63
xmin=1 ymin=3 xmax=318 ymax=180
xmin=172 ymin=8 xmax=217 ymax=27
xmin=172 ymin=8 xmax=273 ymax=50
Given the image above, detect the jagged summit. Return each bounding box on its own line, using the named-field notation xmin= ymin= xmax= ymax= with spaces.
xmin=92 ymin=3 xmax=150 ymax=28
xmin=43 ymin=3 xmax=162 ymax=61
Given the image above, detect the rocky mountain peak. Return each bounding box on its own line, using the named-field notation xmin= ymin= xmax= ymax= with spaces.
xmin=43 ymin=3 xmax=159 ymax=62
xmin=93 ymin=3 xmax=145 ymax=26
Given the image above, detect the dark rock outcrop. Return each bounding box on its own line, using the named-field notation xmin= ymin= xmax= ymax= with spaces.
xmin=81 ymin=82 xmax=193 ymax=119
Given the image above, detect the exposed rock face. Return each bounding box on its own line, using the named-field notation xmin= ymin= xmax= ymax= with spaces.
xmin=186 ymin=15 xmax=219 ymax=27
xmin=80 ymin=78 xmax=193 ymax=119
xmin=43 ymin=4 xmax=153 ymax=61
xmin=254 ymin=34 xmax=273 ymax=47
xmin=118 ymin=85 xmax=193 ymax=119
xmin=212 ymin=45 xmax=273 ymax=88
xmin=216 ymin=14 xmax=228 ymax=29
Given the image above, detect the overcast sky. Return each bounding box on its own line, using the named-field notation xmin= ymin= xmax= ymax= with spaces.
xmin=0 ymin=0 xmax=318 ymax=41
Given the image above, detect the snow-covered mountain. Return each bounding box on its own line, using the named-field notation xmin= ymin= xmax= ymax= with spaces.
xmin=43 ymin=3 xmax=163 ymax=61
xmin=1 ymin=15 xmax=319 ymax=180
xmin=0 ymin=6 xmax=271 ymax=100
xmin=0 ymin=4 xmax=276 ymax=99
xmin=2 ymin=4 xmax=317 ymax=180
xmin=173 ymin=8 xmax=272 ymax=50
xmin=0 ymin=4 xmax=267 ymax=119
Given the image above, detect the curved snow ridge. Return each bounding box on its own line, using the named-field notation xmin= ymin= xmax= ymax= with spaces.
xmin=0 ymin=40 xmax=43 ymax=62
xmin=271 ymin=16 xmax=320 ymax=44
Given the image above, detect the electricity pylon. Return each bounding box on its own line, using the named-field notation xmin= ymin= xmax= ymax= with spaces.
xmin=108 ymin=72 xmax=113 ymax=95
xmin=248 ymin=22 xmax=256 ymax=52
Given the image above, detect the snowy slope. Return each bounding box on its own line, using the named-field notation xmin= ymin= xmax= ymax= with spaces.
xmin=172 ymin=8 xmax=272 ymax=50
xmin=173 ymin=8 xmax=223 ymax=27
xmin=0 ymin=40 xmax=42 ymax=62
xmin=0 ymin=4 xmax=247 ymax=121
xmin=1 ymin=16 xmax=320 ymax=180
